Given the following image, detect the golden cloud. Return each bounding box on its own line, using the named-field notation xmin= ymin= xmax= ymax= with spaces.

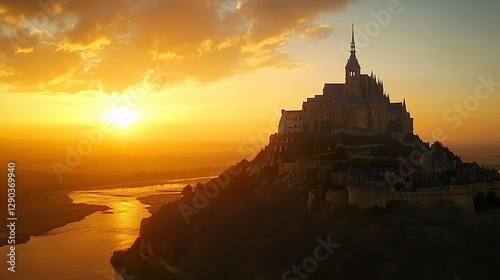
xmin=0 ymin=0 xmax=355 ymax=94
xmin=300 ymin=24 xmax=333 ymax=41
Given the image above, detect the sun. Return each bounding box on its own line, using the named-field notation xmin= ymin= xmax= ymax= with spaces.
xmin=105 ymin=107 xmax=140 ymax=128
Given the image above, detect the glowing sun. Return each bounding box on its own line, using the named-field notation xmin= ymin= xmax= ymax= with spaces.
xmin=105 ymin=107 xmax=139 ymax=128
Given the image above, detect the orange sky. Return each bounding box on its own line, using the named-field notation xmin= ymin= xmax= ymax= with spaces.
xmin=1 ymin=0 xmax=500 ymax=147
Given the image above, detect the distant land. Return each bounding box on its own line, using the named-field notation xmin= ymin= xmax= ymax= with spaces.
xmin=446 ymin=142 xmax=500 ymax=170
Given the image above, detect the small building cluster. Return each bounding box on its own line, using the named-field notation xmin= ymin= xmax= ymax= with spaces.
xmin=261 ymin=132 xmax=500 ymax=212
xmin=306 ymin=166 xmax=500 ymax=212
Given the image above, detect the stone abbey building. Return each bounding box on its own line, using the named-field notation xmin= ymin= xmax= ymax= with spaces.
xmin=279 ymin=25 xmax=413 ymax=137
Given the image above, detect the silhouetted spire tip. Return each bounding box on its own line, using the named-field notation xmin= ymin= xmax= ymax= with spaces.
xmin=350 ymin=23 xmax=356 ymax=53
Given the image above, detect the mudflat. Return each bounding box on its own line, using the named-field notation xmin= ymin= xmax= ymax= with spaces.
xmin=0 ymin=177 xmax=212 ymax=247
xmin=0 ymin=192 xmax=109 ymax=247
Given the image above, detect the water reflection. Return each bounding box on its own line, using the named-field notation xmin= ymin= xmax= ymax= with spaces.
xmin=0 ymin=184 xmax=183 ymax=280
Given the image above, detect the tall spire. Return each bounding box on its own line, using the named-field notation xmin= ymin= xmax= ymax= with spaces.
xmin=345 ymin=23 xmax=360 ymax=70
xmin=345 ymin=22 xmax=361 ymax=99
xmin=350 ymin=23 xmax=356 ymax=53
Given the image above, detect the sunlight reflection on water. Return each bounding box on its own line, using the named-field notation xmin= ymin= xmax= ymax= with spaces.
xmin=0 ymin=184 xmax=183 ymax=280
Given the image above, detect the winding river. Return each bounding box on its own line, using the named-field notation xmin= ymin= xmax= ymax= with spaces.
xmin=0 ymin=183 xmax=184 ymax=280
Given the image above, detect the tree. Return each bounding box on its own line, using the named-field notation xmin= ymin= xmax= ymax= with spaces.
xmin=181 ymin=184 xmax=193 ymax=197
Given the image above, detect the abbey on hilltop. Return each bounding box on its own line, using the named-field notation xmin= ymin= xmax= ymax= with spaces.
xmin=278 ymin=24 xmax=413 ymax=137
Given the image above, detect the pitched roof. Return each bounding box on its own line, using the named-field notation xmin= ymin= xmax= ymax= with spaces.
xmin=346 ymin=52 xmax=361 ymax=69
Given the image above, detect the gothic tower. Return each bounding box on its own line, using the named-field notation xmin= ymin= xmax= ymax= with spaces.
xmin=344 ymin=23 xmax=361 ymax=99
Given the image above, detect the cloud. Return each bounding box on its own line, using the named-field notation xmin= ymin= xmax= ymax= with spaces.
xmin=0 ymin=0 xmax=355 ymax=94
xmin=300 ymin=24 xmax=333 ymax=41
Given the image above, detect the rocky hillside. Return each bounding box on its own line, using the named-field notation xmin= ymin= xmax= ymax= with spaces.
xmin=111 ymin=134 xmax=500 ymax=280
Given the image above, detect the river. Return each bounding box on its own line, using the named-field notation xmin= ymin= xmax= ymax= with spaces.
xmin=0 ymin=183 xmax=185 ymax=280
